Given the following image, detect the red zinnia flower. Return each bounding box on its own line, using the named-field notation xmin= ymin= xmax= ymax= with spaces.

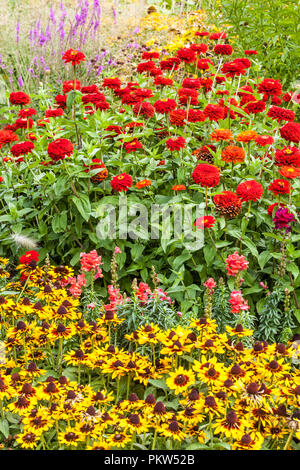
xmin=159 ymin=57 xmax=181 ymax=71
xmin=154 ymin=99 xmax=177 ymax=114
xmin=166 ymin=137 xmax=186 ymax=152
xmin=187 ymin=109 xmax=206 ymax=123
xmin=214 ymin=44 xmax=233 ymax=55
xmin=18 ymin=108 xmax=37 ymax=118
xmin=10 ymin=141 xmax=34 ymax=157
xmin=267 ymin=202 xmax=280 ymax=217
xmin=132 ymin=101 xmax=155 ymax=118
xmin=282 ymin=92 xmax=293 ymax=103
xmin=47 ymin=138 xmax=74 ymax=162
xmin=233 ymin=57 xmax=251 ymax=69
xmin=20 ymin=250 xmax=39 ymax=265
xmin=169 ymin=109 xmax=187 ymax=126
xmin=192 ymin=163 xmax=220 ymax=188
xmin=194 ymin=58 xmax=213 ymax=71
xmin=137 ymin=61 xmax=156 ymax=73
xmin=275 ymin=147 xmax=300 ymax=167
xmin=154 ymin=76 xmax=173 ymax=87
xmin=190 ymin=43 xmax=208 ymax=54
xmin=182 ymin=78 xmax=201 ymax=89
xmin=244 ymin=50 xmax=257 ymax=55
xmin=236 ymin=180 xmax=263 ymax=202
xmin=9 ymin=92 xmax=31 ymax=106
xmin=82 ymin=93 xmax=106 ymax=106
xmin=221 ymin=61 xmax=246 ymax=77
xmin=102 ymin=78 xmax=122 ymax=90
xmin=142 ymin=51 xmax=160 ymax=60
xmin=0 ymin=129 xmax=19 ymax=148
xmin=121 ymin=93 xmax=141 ymax=106
xmin=176 ymin=47 xmax=196 ymax=63
xmin=244 ymin=100 xmax=266 ymax=114
xmin=203 ymin=104 xmax=226 ymax=122
xmin=199 ymin=77 xmax=213 ymax=93
xmin=209 ymin=32 xmax=227 ymax=40
xmin=213 ymin=191 xmax=242 ymax=218
xmin=194 ymin=215 xmax=216 ymax=229
xmin=133 ymin=88 xmax=154 ymax=100
xmin=255 ymin=135 xmax=274 ymax=147
xmin=195 ymin=31 xmax=209 ymax=37
xmin=81 ymin=84 xmax=99 ymax=94
xmin=268 ymin=179 xmax=290 ymax=195
xmin=63 ymin=80 xmax=81 ymax=94
xmin=55 ymin=94 xmax=67 ymax=109
xmin=280 ymin=122 xmax=300 ymax=143
xmin=123 ymin=139 xmax=143 ymax=153
xmin=110 ymin=173 xmax=132 ymax=192
xmin=62 ymin=49 xmax=85 ymax=65
xmin=258 ymin=78 xmax=282 ymax=97
xmin=45 ymin=108 xmax=64 ymax=118
xmin=14 ymin=118 xmax=34 ymax=130
xmin=267 ymin=106 xmax=295 ymax=122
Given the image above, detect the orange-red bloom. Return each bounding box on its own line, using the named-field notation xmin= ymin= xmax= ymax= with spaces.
xmin=221 ymin=145 xmax=245 ymax=164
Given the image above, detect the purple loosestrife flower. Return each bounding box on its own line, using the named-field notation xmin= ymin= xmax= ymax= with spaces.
xmin=39 ymin=33 xmax=47 ymax=46
xmin=50 ymin=6 xmax=56 ymax=24
xmin=9 ymin=68 xmax=13 ymax=86
xmin=16 ymin=22 xmax=20 ymax=43
xmin=0 ymin=54 xmax=7 ymax=70
xmin=18 ymin=76 xmax=24 ymax=88
xmin=93 ymin=0 xmax=101 ymax=18
xmin=273 ymin=208 xmax=295 ymax=233
xmin=112 ymin=7 xmax=117 ymax=24
xmin=96 ymin=65 xmax=103 ymax=75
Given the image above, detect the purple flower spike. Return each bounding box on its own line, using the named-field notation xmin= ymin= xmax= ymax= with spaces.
xmin=18 ymin=75 xmax=24 ymax=88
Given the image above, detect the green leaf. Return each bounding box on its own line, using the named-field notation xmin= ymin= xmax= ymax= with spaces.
xmin=0 ymin=419 xmax=9 ymax=438
xmin=71 ymin=194 xmax=91 ymax=221
xmin=148 ymin=378 xmax=168 ymax=390
xmin=242 ymin=237 xmax=259 ymax=258
xmin=287 ymin=262 xmax=299 ymax=280
xmin=258 ymin=250 xmax=271 ymax=270
xmin=185 ymin=443 xmax=209 ymax=450
xmin=203 ymin=245 xmax=215 ymax=267
xmin=66 ymin=90 xmax=77 ymax=111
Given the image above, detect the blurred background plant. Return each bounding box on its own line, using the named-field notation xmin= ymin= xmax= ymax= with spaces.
xmin=0 ymin=0 xmax=209 ymax=96
xmin=0 ymin=0 xmax=149 ymax=95
xmin=187 ymin=0 xmax=299 ymax=88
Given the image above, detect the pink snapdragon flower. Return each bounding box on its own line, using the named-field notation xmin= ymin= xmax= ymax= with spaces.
xmin=104 ymin=285 xmax=129 ymax=311
xmin=67 ymin=273 xmax=87 ymax=298
xmin=87 ymin=302 xmax=96 ymax=309
xmin=152 ymin=287 xmax=172 ymax=304
xmin=114 ymin=246 xmax=122 ymax=254
xmin=260 ymin=282 xmax=268 ymax=289
xmin=80 ymin=249 xmax=103 ymax=272
xmin=204 ymin=277 xmax=217 ymax=294
xmin=136 ymin=282 xmax=152 ymax=303
xmin=229 ymin=290 xmax=250 ymax=314
xmin=225 ymin=251 xmax=249 ymax=276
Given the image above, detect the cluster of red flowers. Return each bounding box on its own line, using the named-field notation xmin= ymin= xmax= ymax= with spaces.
xmin=0 ymin=35 xmax=298 ymax=256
